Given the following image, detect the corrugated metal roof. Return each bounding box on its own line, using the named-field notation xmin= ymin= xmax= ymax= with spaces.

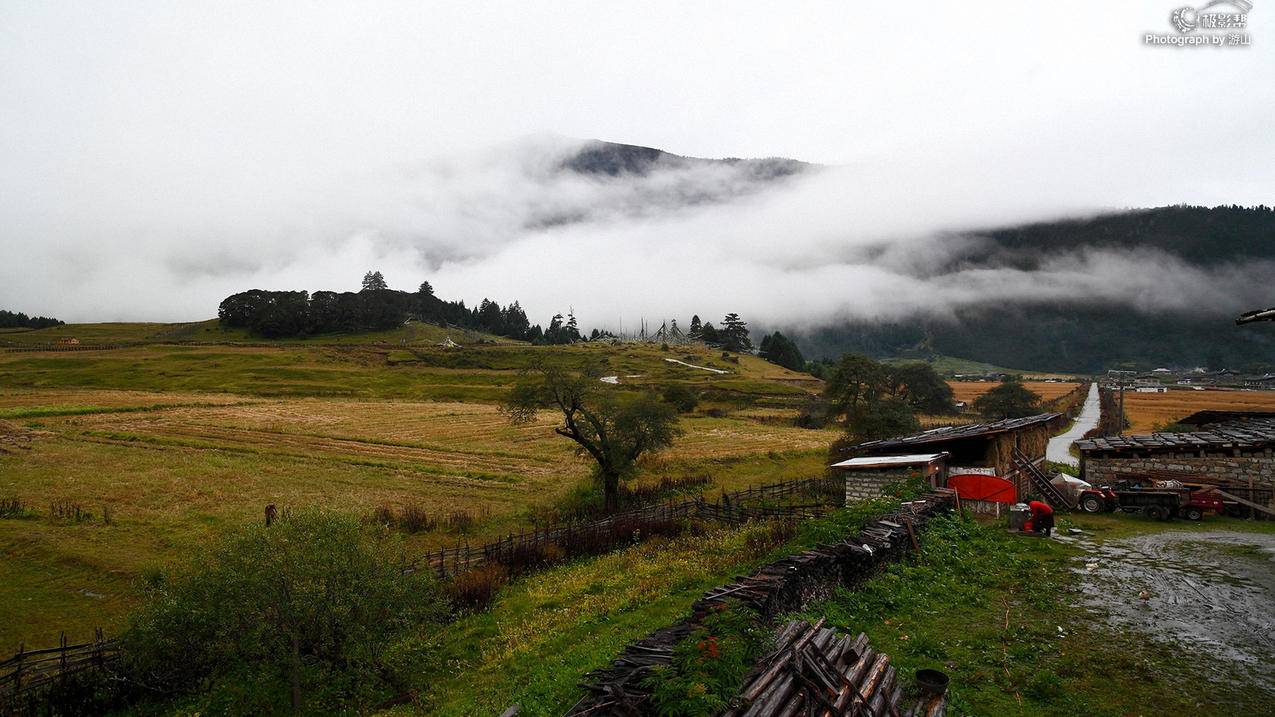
xmin=850 ymin=413 xmax=1063 ymax=454
xmin=829 ymin=452 xmax=948 ymax=469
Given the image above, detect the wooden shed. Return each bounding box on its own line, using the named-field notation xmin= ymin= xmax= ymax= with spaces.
xmin=843 ymin=413 xmax=1065 ymax=501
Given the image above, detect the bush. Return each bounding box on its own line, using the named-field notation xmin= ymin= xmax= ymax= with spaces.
xmin=743 ymin=519 xmax=797 ymax=557
xmin=794 ymin=397 xmax=831 ymax=429
xmin=448 ymin=563 xmax=510 ymax=610
xmin=662 ymin=384 xmax=700 ymax=413
xmin=49 ymin=499 xmax=92 ymax=523
xmin=399 ymin=503 xmax=436 ymax=533
xmin=645 ymin=601 xmax=771 ymax=716
xmin=123 ymin=510 xmax=447 ymax=714
xmin=0 ymin=496 xmax=33 ymax=519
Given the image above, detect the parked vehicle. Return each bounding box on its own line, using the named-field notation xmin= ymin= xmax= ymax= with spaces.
xmin=1050 ymin=474 xmax=1118 ymax=513
xmin=1114 ymin=489 xmax=1185 ymax=520
xmin=1180 ymin=487 xmax=1226 ymax=520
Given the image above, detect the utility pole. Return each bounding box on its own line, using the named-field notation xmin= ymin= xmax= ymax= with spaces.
xmin=1107 ymin=370 xmax=1135 ymax=436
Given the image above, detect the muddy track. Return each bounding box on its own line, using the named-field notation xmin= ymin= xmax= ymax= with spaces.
xmin=1074 ymin=530 xmax=1275 ymax=690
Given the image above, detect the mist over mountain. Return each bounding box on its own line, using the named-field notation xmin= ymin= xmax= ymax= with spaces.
xmin=792 ymin=205 xmax=1275 ymax=371
xmin=4 ymin=134 xmax=1274 ymax=374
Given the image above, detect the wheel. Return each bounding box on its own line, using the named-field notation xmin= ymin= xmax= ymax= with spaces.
xmin=1144 ymin=506 xmax=1167 ymax=521
xmin=1080 ymin=495 xmax=1105 ymax=514
xmin=1184 ymin=507 xmax=1203 ymax=521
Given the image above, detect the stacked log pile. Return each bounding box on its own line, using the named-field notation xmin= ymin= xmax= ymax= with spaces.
xmin=565 ymin=491 xmax=954 ymax=716
xmin=723 ymin=619 xmax=946 ymax=717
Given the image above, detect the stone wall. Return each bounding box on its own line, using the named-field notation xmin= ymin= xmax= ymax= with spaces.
xmin=844 ymin=469 xmax=918 ymax=502
xmin=1083 ymin=451 xmax=1275 ymax=495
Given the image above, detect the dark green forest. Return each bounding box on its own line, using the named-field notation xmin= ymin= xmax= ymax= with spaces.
xmin=217 ymin=273 xmax=580 ymax=343
xmin=0 ymin=309 xmax=63 ymax=330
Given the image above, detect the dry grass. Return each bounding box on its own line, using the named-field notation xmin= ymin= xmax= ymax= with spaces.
xmin=1121 ymin=388 xmax=1275 ymax=433
xmin=948 ymin=380 xmax=1082 ymax=405
xmin=0 ymin=388 xmax=837 ymax=652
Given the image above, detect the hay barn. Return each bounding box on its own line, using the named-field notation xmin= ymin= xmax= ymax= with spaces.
xmin=840 ymin=413 xmax=1064 ymax=502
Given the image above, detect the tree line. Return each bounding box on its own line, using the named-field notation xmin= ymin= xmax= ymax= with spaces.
xmin=217 ymin=271 xmax=581 ymax=343
xmin=0 ymin=309 xmax=64 ymax=329
xmin=808 ymin=354 xmax=1043 ymax=457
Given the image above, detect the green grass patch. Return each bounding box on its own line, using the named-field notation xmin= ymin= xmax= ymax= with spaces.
xmin=793 ymin=514 xmax=1270 ymax=716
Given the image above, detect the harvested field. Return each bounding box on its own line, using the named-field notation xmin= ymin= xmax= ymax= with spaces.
xmin=0 ymin=387 xmax=837 ymax=652
xmin=948 ymin=380 xmax=1083 ymax=405
xmin=1121 ymin=388 xmax=1275 ymax=433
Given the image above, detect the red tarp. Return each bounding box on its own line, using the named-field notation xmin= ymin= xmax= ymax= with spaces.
xmin=947 ymin=473 xmax=1016 ymax=504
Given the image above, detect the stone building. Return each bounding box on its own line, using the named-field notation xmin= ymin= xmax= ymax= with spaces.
xmin=829 ymin=453 xmax=948 ymax=503
xmin=1075 ymin=411 xmax=1275 ymax=511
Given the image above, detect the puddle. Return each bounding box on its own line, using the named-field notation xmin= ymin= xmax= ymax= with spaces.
xmin=1074 ymin=530 xmax=1275 ymax=689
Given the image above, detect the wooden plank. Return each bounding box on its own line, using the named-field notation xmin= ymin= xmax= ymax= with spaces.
xmin=1215 ymin=490 xmax=1275 ymax=517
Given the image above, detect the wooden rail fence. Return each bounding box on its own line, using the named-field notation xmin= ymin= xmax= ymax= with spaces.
xmin=1 ymin=476 xmax=843 ymax=703
xmin=0 ymin=630 xmax=119 ymax=701
xmin=412 ymin=476 xmax=842 ymax=579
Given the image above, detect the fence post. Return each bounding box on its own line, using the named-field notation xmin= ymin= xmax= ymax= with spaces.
xmin=14 ymin=642 xmax=23 ymax=694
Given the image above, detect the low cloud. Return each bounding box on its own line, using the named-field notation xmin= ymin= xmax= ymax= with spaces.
xmin=1 ymin=135 xmax=1269 ymax=331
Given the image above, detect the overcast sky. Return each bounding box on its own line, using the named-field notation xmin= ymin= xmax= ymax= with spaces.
xmin=2 ymin=1 xmax=1273 ymax=325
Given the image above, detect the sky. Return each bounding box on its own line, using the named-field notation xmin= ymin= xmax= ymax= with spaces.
xmin=1 ymin=1 xmax=1273 ymax=327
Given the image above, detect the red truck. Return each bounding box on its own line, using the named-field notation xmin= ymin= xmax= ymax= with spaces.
xmin=1180 ymin=488 xmax=1226 ymax=520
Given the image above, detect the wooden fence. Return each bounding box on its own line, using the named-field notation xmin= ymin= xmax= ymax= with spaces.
xmin=1 ymin=475 xmax=842 ymax=702
xmin=0 ymin=630 xmax=119 ymax=701
xmin=413 ymin=476 xmax=842 ymax=579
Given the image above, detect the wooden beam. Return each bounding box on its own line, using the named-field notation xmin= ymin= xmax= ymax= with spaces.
xmin=1215 ymin=490 xmax=1275 ymax=518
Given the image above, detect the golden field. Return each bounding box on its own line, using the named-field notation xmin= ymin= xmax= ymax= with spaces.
xmin=0 ymin=341 xmax=836 ymax=652
xmin=1121 ymin=388 xmax=1275 ymax=433
xmin=947 ymin=380 xmax=1083 ymax=405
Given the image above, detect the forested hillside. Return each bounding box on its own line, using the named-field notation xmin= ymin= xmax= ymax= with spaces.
xmin=795 ymin=206 xmax=1275 ymax=372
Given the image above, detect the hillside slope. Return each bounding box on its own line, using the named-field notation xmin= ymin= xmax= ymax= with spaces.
xmin=797 ymin=205 xmax=1275 ymax=372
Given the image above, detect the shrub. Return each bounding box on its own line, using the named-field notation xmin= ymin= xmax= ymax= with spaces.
xmin=444 ymin=509 xmax=478 ymax=534
xmin=122 ymin=510 xmax=447 ymax=714
xmin=0 ymin=496 xmax=32 ymax=519
xmin=448 ymin=563 xmax=509 ymax=610
xmin=399 ymin=503 xmax=435 ymax=533
xmin=662 ymin=384 xmax=700 ymax=414
xmin=50 ymin=499 xmax=92 ymax=523
xmin=645 ymin=601 xmax=771 ymax=717
xmin=743 ymin=519 xmax=797 ymax=557
xmin=794 ymin=398 xmax=831 ymax=429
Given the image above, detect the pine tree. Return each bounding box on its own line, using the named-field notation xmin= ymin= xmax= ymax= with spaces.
xmin=759 ymin=331 xmax=805 ymax=371
xmin=688 ymin=315 xmax=703 ymax=341
xmin=700 ymin=322 xmax=720 ymax=346
xmin=361 ymin=271 xmax=388 ymax=291
xmin=720 ymin=313 xmax=752 ymax=352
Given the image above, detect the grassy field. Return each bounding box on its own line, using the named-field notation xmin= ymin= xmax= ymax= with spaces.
xmin=1121 ymin=388 xmax=1275 ymax=433
xmin=366 ymin=507 xmax=1275 ymax=716
xmin=0 ymin=327 xmax=835 ymax=653
xmin=0 ymin=319 xmax=502 ymax=348
xmin=794 ymin=511 xmax=1275 ymax=717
